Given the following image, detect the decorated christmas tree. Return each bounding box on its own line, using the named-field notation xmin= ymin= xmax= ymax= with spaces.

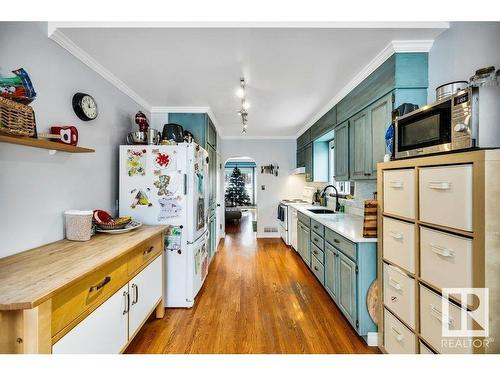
xmin=225 ymin=167 xmax=251 ymax=206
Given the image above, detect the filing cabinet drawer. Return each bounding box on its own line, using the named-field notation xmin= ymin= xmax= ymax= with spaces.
xmin=382 ymin=217 xmax=415 ymax=273
xmin=384 ymin=308 xmax=417 ymax=354
xmin=383 ymin=169 xmax=415 ymax=219
xmin=419 ymin=341 xmax=435 ymax=354
xmin=325 ymin=228 xmax=356 ymax=262
xmin=311 ymin=231 xmax=324 ymax=250
xmin=311 ymin=255 xmax=325 ymax=285
xmin=311 ymin=242 xmax=325 ymax=264
xmin=419 ymin=284 xmax=473 ymax=354
xmin=311 ymin=219 xmax=324 ymax=237
xmin=419 ymin=164 xmax=473 ymax=232
xmin=383 ymin=263 xmax=416 ymax=329
xmin=420 ymin=227 xmax=472 ymax=289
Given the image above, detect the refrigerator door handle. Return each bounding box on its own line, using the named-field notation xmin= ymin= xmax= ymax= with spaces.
xmin=183 ymin=173 xmax=187 ymax=195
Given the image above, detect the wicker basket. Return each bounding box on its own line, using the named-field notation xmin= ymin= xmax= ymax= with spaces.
xmin=97 ymin=218 xmax=132 ymax=230
xmin=0 ymin=96 xmax=36 ymax=136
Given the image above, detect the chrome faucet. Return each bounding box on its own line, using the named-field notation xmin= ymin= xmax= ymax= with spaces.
xmin=320 ymin=185 xmax=340 ymax=211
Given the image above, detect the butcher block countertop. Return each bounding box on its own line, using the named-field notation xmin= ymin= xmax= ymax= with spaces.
xmin=0 ymin=225 xmax=167 ymax=311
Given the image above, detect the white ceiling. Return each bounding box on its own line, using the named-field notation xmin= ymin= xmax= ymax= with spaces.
xmin=56 ymin=24 xmax=448 ymax=138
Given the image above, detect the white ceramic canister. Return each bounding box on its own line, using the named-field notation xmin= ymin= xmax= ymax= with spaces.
xmin=64 ymin=210 xmax=93 ymax=241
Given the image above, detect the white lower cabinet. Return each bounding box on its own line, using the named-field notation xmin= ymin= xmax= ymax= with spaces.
xmin=52 ymin=284 xmax=129 ymax=354
xmin=53 ymin=256 xmax=162 ymax=354
xmin=383 ymin=263 xmax=415 ymax=329
xmin=129 ymin=256 xmax=162 ymax=338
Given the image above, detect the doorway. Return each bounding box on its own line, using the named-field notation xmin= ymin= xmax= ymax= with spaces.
xmin=223 ymin=157 xmax=258 ymax=236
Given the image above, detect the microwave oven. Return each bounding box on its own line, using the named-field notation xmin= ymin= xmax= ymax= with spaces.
xmin=394 ymin=86 xmax=500 ymax=159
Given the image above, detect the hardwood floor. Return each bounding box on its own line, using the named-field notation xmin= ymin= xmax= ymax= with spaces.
xmin=125 ymin=210 xmax=379 ymax=354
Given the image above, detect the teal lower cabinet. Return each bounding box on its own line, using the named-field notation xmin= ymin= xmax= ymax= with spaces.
xmin=297 ymin=220 xmax=311 ymax=266
xmin=323 ymin=227 xmax=378 ymax=341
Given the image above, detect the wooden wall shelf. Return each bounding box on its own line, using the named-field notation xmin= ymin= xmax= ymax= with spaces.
xmin=0 ymin=135 xmax=94 ymax=153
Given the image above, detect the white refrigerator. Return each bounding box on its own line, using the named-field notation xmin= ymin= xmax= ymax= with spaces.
xmin=119 ymin=143 xmax=209 ymax=308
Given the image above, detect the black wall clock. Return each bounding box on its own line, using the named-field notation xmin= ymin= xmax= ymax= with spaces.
xmin=72 ymin=92 xmax=98 ymax=121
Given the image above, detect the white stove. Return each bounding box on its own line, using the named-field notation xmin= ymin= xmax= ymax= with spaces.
xmin=278 ymin=188 xmax=315 ymax=248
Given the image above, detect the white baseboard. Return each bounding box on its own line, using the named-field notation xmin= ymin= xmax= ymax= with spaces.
xmin=257 ymin=233 xmax=281 ymax=238
xmin=367 ymin=332 xmax=379 ymax=347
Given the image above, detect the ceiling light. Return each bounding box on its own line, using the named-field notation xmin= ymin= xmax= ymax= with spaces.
xmin=236 ymin=78 xmax=250 ymax=135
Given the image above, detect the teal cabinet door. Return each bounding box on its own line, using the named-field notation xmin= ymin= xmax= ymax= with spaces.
xmin=208 ymin=145 xmax=217 ymax=207
xmin=334 ymin=121 xmax=349 ymax=181
xmin=338 ymin=252 xmax=357 ymax=327
xmin=368 ymin=93 xmax=392 ymax=176
xmin=324 ymin=243 xmax=339 ymax=302
xmin=297 ymin=222 xmax=311 ymax=266
xmin=296 ymin=147 xmax=305 ymax=168
xmin=304 ymin=143 xmax=313 ymax=182
xmin=349 ymin=110 xmax=371 ymax=180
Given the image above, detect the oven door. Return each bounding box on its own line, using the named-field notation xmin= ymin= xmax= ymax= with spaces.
xmin=395 ymin=100 xmax=452 ymax=159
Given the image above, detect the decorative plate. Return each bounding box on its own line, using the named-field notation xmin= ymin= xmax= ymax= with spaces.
xmin=96 ymin=220 xmax=142 ymax=234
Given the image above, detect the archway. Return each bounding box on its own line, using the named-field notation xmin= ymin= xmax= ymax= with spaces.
xmin=223 ymin=156 xmax=258 ymax=236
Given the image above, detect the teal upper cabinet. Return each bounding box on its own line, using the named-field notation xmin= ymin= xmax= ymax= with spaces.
xmin=336 ymin=53 xmax=428 ymax=124
xmin=297 ymin=129 xmax=311 ymax=150
xmin=304 ymin=143 xmax=313 ymax=182
xmin=168 ymin=112 xmax=217 ymax=151
xmin=311 ymin=106 xmax=337 ymax=140
xmin=333 ymin=121 xmax=349 ymax=181
xmin=349 ymin=109 xmax=370 ymax=180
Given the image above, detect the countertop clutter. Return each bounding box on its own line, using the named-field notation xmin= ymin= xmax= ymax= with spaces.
xmin=290 ymin=204 xmax=377 ymax=243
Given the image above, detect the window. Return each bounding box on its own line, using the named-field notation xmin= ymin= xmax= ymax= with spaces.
xmin=329 ymin=140 xmax=354 ymax=196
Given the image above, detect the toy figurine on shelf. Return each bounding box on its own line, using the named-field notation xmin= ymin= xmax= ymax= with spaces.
xmin=0 ymin=68 xmax=37 ymax=104
xmin=135 ymin=111 xmax=149 ymax=132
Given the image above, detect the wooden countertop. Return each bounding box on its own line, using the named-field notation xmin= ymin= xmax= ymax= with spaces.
xmin=0 ymin=225 xmax=167 ymax=311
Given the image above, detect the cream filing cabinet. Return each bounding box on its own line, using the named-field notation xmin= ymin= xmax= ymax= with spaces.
xmin=377 ymin=150 xmax=500 ymax=354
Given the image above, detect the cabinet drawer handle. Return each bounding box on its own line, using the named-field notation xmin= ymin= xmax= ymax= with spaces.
xmin=131 ymin=283 xmax=139 ymax=305
xmin=388 ymin=231 xmax=403 ymax=240
xmin=388 ymin=277 xmax=402 ymax=291
xmin=123 ymin=291 xmax=130 ymax=315
xmin=313 ymin=238 xmax=318 ymax=242
xmin=364 ymin=173 xmax=371 ymax=176
xmin=428 ymin=181 xmax=452 ymax=190
xmin=430 ymin=304 xmax=454 ymax=326
xmin=313 ymin=250 xmax=318 ymax=255
xmin=314 ymin=266 xmax=319 ymax=271
xmin=390 ymin=326 xmax=404 ymax=342
xmin=313 ymin=225 xmax=319 ymax=229
xmin=333 ymin=239 xmax=340 ymax=244
xmin=89 ymin=276 xmax=111 ymax=292
xmin=430 ymin=243 xmax=454 ymax=257
xmin=143 ymin=246 xmax=154 ymax=256
xmin=389 ymin=181 xmax=403 ymax=189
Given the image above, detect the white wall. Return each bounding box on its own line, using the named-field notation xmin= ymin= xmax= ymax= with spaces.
xmin=428 ymin=22 xmax=500 ymax=102
xmin=0 ymin=22 xmax=146 ymax=257
xmin=219 ymin=139 xmax=306 ymax=237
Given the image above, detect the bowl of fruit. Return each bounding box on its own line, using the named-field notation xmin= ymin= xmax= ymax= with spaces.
xmin=93 ymin=209 xmax=132 ymax=230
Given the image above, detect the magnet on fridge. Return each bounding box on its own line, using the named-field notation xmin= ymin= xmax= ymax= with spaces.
xmin=126 ymin=149 xmax=147 ymax=177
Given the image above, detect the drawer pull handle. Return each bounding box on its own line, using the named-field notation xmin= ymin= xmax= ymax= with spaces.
xmin=313 ymin=238 xmax=318 ymax=242
xmin=123 ymin=291 xmax=130 ymax=315
xmin=388 ymin=277 xmax=402 ymax=291
xmin=314 ymin=226 xmax=319 ymax=229
xmin=89 ymin=276 xmax=111 ymax=292
xmin=390 ymin=326 xmax=404 ymax=342
xmin=389 ymin=231 xmax=403 ymax=240
xmin=131 ymin=283 xmax=139 ymax=305
xmin=143 ymin=246 xmax=154 ymax=256
xmin=430 ymin=304 xmax=454 ymax=326
xmin=389 ymin=181 xmax=403 ymax=189
xmin=430 ymin=244 xmax=454 ymax=257
xmin=428 ymin=181 xmax=452 ymax=190
xmin=333 ymin=239 xmax=340 ymax=244
xmin=313 ymin=250 xmax=318 ymax=255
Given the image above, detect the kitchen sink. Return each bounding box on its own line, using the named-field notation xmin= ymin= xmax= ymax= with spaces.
xmin=307 ymin=208 xmax=337 ymax=214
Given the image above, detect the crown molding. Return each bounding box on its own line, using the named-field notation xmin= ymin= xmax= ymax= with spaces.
xmin=48 ymin=29 xmax=151 ymax=111
xmin=295 ymin=39 xmax=435 ymax=138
